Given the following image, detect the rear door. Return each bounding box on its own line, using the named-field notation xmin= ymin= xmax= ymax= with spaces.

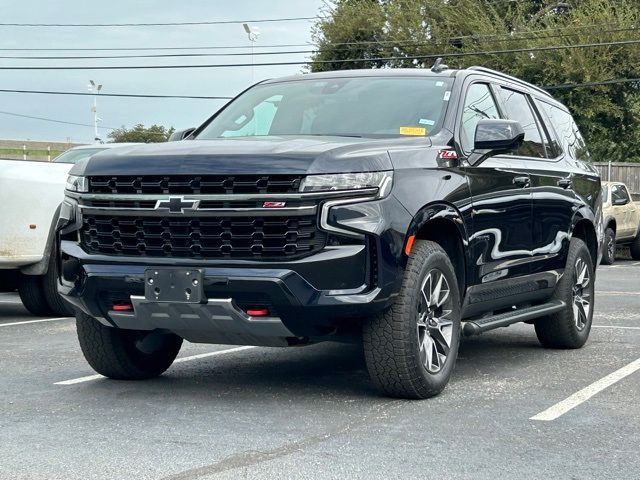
xmin=504 ymin=93 xmax=577 ymax=275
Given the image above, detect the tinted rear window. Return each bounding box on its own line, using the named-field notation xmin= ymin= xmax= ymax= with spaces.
xmin=537 ymin=101 xmax=591 ymax=161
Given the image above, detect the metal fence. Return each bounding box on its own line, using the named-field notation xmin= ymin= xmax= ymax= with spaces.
xmin=593 ymin=162 xmax=640 ymax=195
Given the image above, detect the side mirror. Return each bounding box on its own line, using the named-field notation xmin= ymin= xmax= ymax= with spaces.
xmin=613 ymin=197 xmax=628 ymax=206
xmin=468 ymin=119 xmax=525 ymax=166
xmin=168 ymin=127 xmax=196 ymax=142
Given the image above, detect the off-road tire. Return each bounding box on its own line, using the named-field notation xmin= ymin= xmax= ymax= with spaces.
xmin=76 ymin=310 xmax=183 ymax=380
xmin=363 ymin=240 xmax=461 ymax=399
xmin=631 ymin=234 xmax=640 ymax=260
xmin=601 ymin=228 xmax=616 ymax=265
xmin=42 ymin=246 xmax=74 ymax=316
xmin=18 ymin=273 xmax=54 ymax=316
xmin=535 ymin=238 xmax=594 ymax=349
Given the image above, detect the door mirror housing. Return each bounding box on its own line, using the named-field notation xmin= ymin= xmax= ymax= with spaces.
xmin=168 ymin=127 xmax=196 ymax=142
xmin=468 ymin=119 xmax=525 ymax=166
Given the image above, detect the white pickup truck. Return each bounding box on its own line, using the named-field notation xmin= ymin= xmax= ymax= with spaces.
xmin=601 ymin=181 xmax=640 ymax=264
xmin=0 ymin=144 xmax=139 ymax=315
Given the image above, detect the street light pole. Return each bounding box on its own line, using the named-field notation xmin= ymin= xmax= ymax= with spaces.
xmin=243 ymin=23 xmax=260 ymax=83
xmin=88 ymin=80 xmax=103 ymax=143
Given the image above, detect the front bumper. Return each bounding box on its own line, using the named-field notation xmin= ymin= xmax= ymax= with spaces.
xmin=58 ymin=192 xmax=411 ymax=345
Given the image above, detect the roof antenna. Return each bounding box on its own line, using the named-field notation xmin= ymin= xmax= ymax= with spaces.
xmin=431 ymin=57 xmax=449 ymax=73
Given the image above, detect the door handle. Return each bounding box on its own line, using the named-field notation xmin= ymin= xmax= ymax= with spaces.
xmin=513 ymin=176 xmax=530 ymax=187
xmin=558 ymin=178 xmax=572 ymax=189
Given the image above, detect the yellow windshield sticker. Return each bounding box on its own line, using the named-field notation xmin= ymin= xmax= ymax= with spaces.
xmin=399 ymin=126 xmax=426 ymax=136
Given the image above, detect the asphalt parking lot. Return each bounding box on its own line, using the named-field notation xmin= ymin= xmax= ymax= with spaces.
xmin=1 ymin=262 xmax=639 ymax=480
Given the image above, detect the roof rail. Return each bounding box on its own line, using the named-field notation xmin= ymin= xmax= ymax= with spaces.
xmin=467 ymin=66 xmax=552 ymax=98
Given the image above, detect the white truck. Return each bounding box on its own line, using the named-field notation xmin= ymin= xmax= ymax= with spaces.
xmin=0 ymin=144 xmax=139 ymax=315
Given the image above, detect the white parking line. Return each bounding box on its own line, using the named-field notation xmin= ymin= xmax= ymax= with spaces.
xmin=0 ymin=317 xmax=72 ymax=328
xmin=593 ymin=325 xmax=640 ymax=330
xmin=55 ymin=345 xmax=256 ymax=385
xmin=596 ymin=291 xmax=640 ymax=296
xmin=0 ymin=300 xmax=22 ymax=304
xmin=530 ymin=357 xmax=640 ymax=421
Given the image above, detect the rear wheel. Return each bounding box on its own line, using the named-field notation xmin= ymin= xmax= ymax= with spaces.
xmin=18 ymin=273 xmax=54 ymax=316
xmin=76 ymin=310 xmax=183 ymax=380
xmin=363 ymin=240 xmax=461 ymax=399
xmin=535 ymin=238 xmax=594 ymax=349
xmin=601 ymin=228 xmax=616 ymax=265
xmin=631 ymin=234 xmax=640 ymax=260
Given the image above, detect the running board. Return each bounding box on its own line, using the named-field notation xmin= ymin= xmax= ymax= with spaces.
xmin=462 ymin=300 xmax=566 ymax=337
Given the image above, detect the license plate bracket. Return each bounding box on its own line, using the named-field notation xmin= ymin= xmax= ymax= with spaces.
xmin=144 ymin=268 xmax=203 ymax=303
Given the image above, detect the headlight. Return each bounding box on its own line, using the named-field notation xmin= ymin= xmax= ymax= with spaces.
xmin=299 ymin=171 xmax=393 ymax=197
xmin=65 ymin=175 xmax=89 ymax=193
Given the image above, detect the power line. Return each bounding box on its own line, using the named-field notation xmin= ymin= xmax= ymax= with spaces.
xmin=0 ymin=89 xmax=233 ymax=100
xmin=0 ymin=43 xmax=315 ymax=52
xmin=2 ymin=38 xmax=640 ymax=70
xmin=1 ymin=78 xmax=639 ymax=104
xmin=545 ymin=78 xmax=640 ymax=90
xmin=0 ymin=50 xmax=315 ymax=60
xmin=0 ymin=109 xmax=117 ymax=129
xmin=0 ymin=16 xmax=317 ymax=27
xmin=0 ymin=24 xmax=636 ymax=52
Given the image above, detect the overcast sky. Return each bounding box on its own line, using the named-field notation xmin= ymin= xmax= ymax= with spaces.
xmin=0 ymin=0 xmax=323 ymax=143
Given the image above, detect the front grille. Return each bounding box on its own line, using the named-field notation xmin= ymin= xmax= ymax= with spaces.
xmin=88 ymin=175 xmax=302 ymax=195
xmin=80 ymin=214 xmax=326 ymax=259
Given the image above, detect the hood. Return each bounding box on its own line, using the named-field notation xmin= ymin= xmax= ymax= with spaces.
xmin=70 ymin=136 xmax=415 ymax=176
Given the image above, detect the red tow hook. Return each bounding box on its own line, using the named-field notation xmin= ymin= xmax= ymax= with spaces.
xmin=246 ymin=308 xmax=270 ymax=317
xmin=112 ymin=303 xmax=133 ymax=312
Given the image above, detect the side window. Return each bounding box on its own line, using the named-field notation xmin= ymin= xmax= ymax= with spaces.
xmin=538 ymin=101 xmax=592 ymax=162
xmin=498 ymin=88 xmax=547 ymax=158
xmin=460 ymin=83 xmax=500 ymax=152
xmin=611 ymin=185 xmax=629 ymax=205
xmin=620 ymin=186 xmax=631 ymax=203
xmin=533 ymin=99 xmax=562 ymax=157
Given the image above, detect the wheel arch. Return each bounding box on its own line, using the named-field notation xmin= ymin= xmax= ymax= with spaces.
xmin=405 ymin=202 xmax=468 ymax=298
xmin=604 ymin=216 xmax=617 ymax=234
xmin=571 ymin=216 xmax=599 ymax=267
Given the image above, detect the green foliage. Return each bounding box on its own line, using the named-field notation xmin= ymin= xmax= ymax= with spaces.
xmin=107 ymin=124 xmax=175 ymax=143
xmin=311 ymin=0 xmax=640 ymax=162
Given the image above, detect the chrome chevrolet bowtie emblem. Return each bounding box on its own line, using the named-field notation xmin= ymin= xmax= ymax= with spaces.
xmin=154 ymin=197 xmax=200 ymax=213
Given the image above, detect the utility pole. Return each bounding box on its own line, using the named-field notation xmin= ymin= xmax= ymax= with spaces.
xmin=88 ymin=80 xmax=103 ymax=143
xmin=243 ymin=23 xmax=260 ymax=83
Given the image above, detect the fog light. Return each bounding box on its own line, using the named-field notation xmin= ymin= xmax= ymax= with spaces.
xmin=112 ymin=303 xmax=133 ymax=312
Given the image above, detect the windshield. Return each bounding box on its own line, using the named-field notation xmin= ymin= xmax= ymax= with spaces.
xmin=53 ymin=147 xmax=107 ymax=164
xmin=196 ymin=76 xmax=454 ymax=139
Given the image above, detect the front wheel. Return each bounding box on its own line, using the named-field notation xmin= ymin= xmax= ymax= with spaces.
xmin=76 ymin=311 xmax=183 ymax=380
xmin=363 ymin=240 xmax=461 ymax=399
xmin=601 ymin=228 xmax=616 ymax=265
xmin=535 ymin=238 xmax=594 ymax=349
xmin=631 ymin=234 xmax=640 ymax=260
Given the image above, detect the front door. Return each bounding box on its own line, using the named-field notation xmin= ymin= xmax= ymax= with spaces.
xmin=457 ymin=82 xmax=534 ymax=290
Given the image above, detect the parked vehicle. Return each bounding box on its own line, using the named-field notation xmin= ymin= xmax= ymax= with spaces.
xmin=600 ymin=181 xmax=640 ymax=264
xmin=0 ymin=144 xmax=140 ymax=315
xmin=58 ymin=66 xmax=602 ymax=398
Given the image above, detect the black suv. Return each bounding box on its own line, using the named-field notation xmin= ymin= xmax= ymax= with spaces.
xmin=58 ymin=66 xmax=602 ymax=398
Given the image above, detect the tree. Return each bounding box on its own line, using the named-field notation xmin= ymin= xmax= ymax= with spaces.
xmin=310 ymin=0 xmax=640 ymax=162
xmin=107 ymin=124 xmax=175 ymax=143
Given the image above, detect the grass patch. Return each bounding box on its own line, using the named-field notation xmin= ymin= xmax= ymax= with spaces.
xmin=0 ymin=148 xmax=63 ymax=157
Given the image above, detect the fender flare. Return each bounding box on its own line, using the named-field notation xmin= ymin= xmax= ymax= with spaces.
xmin=20 ymin=204 xmax=61 ymax=276
xmin=603 ymin=215 xmax=617 ymax=232
xmin=405 ymin=201 xmax=469 ymax=247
